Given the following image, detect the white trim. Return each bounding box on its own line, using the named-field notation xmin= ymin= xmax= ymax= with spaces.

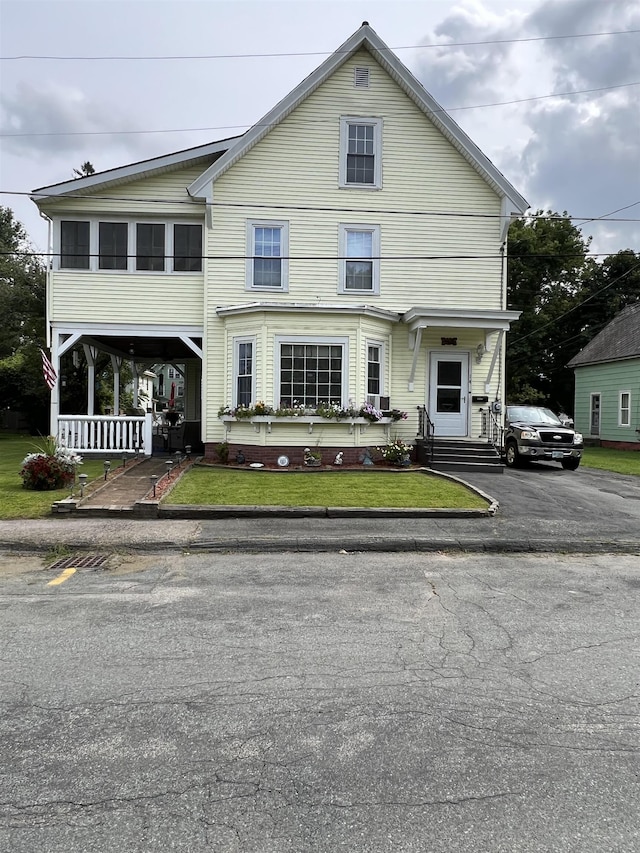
xmin=428 ymin=350 xmax=470 ymax=437
xmin=32 ymin=137 xmax=242 ymax=199
xmin=216 ymin=301 xmax=398 ymax=322
xmin=403 ymin=306 xmax=521 ymax=333
xmin=187 ymin=24 xmax=528 ymax=212
xmin=274 ymin=335 xmax=349 ymax=407
xmin=619 ymin=390 xmax=631 ymax=427
xmin=245 ymin=219 xmax=289 ymax=291
xmin=233 ymin=335 xmax=257 ymax=408
xmin=338 ymin=116 xmax=383 ymax=189
xmin=338 ymin=223 xmax=380 ymax=294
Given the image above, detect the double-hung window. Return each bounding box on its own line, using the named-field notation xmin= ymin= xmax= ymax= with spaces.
xmin=619 ymin=391 xmax=631 ymax=427
xmin=247 ymin=220 xmax=289 ymax=290
xmin=60 ymin=220 xmax=90 ymax=269
xmin=277 ymin=337 xmax=348 ymax=408
xmin=367 ymin=342 xmax=383 ymax=406
xmin=339 ymin=224 xmax=380 ymax=294
xmin=234 ymin=337 xmax=256 ymax=408
xmin=339 ymin=117 xmax=382 ymax=189
xmin=99 ymin=222 xmax=128 ymax=270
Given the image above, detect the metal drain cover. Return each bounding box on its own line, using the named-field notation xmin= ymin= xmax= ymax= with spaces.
xmin=48 ymin=554 xmax=109 ymax=571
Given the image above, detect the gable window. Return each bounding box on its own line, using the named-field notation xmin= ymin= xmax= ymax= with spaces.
xmin=619 ymin=391 xmax=631 ymax=427
xmin=234 ymin=337 xmax=255 ymax=407
xmin=136 ymin=223 xmax=165 ymax=271
xmin=338 ymin=224 xmax=380 ymax=293
xmin=173 ymin=224 xmax=202 ymax=272
xmin=277 ymin=338 xmax=347 ymax=407
xmin=367 ymin=342 xmax=383 ymax=406
xmin=60 ymin=220 xmax=90 ymax=269
xmin=246 ymin=220 xmax=289 ymax=290
xmin=99 ymin=222 xmax=128 ymax=270
xmin=339 ymin=117 xmax=382 ymax=189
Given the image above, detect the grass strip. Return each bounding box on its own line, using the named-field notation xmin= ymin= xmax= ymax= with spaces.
xmin=164 ymin=466 xmax=488 ymax=509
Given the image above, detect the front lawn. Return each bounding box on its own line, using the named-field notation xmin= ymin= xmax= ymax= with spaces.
xmin=164 ymin=465 xmax=488 ymax=509
xmin=0 ymin=433 xmax=128 ymax=519
xmin=581 ymin=446 xmax=640 ymax=476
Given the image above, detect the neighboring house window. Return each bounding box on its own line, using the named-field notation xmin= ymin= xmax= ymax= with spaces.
xmin=338 ymin=224 xmax=380 ymax=293
xmin=339 ymin=117 xmax=382 ymax=188
xmin=367 ymin=342 xmax=383 ymax=405
xmin=136 ymin=223 xmax=165 ymax=271
xmin=168 ymin=368 xmax=174 ymax=379
xmin=177 ymin=385 xmax=184 ymax=397
xmin=246 ymin=220 xmax=289 ymax=290
xmin=277 ymin=338 xmax=347 ymax=407
xmin=173 ymin=224 xmax=202 ymax=272
xmin=60 ymin=220 xmax=90 ymax=269
xmin=99 ymin=222 xmax=128 ymax=270
xmin=234 ymin=338 xmax=255 ymax=407
xmin=619 ymin=391 xmax=631 ymax=426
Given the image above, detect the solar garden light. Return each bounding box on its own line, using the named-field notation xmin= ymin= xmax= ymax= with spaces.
xmin=122 ymin=453 xmax=127 ymax=468
xmin=174 ymin=450 xmax=182 ymax=467
xmin=78 ymin=473 xmax=88 ymax=497
xmin=166 ymin=459 xmax=174 ymax=479
xmin=150 ymin=474 xmax=158 ymax=498
xmin=185 ymin=445 xmax=191 ymax=459
xmin=103 ymin=460 xmax=111 ymax=481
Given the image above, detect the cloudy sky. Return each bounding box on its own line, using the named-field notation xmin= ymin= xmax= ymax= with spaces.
xmin=1 ymin=0 xmax=639 ymax=257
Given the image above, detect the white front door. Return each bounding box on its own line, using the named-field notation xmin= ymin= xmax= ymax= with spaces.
xmin=428 ymin=352 xmax=469 ymax=437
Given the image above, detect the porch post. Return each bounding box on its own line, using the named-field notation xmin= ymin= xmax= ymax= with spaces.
xmin=83 ymin=344 xmax=97 ymax=416
xmin=111 ymin=355 xmax=122 ymax=415
xmin=50 ymin=334 xmax=61 ymax=438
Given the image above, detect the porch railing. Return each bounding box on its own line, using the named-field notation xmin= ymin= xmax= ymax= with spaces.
xmin=56 ymin=414 xmax=153 ymax=456
xmin=480 ymin=406 xmax=504 ymax=450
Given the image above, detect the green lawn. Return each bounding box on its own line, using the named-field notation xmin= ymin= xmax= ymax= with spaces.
xmin=0 ymin=433 xmax=130 ymax=519
xmin=581 ymin=446 xmax=640 ymax=475
xmin=164 ymin=465 xmax=488 ymax=509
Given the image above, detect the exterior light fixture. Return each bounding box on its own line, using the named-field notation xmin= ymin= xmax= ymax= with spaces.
xmin=78 ymin=473 xmax=88 ymax=497
xmin=166 ymin=460 xmax=174 ymax=479
xmin=103 ymin=460 xmax=111 ymax=480
xmin=150 ymin=474 xmax=158 ymax=497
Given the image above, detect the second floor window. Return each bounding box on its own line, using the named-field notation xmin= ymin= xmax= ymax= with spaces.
xmin=99 ymin=222 xmax=128 ymax=270
xmin=247 ymin=220 xmax=289 ymax=290
xmin=137 ymin=223 xmax=165 ymax=271
xmin=339 ymin=117 xmax=382 ymax=189
xmin=60 ymin=220 xmax=90 ymax=269
xmin=339 ymin=224 xmax=380 ymax=294
xmin=174 ymin=224 xmax=202 ymax=272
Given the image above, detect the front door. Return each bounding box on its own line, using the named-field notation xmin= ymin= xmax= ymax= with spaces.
xmin=428 ymin=352 xmax=469 ymax=437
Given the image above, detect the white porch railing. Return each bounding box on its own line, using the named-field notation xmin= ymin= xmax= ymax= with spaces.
xmin=57 ymin=414 xmax=153 ymax=456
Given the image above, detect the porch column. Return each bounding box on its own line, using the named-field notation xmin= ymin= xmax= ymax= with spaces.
xmin=50 ymin=335 xmax=61 ymax=437
xmin=83 ymin=344 xmax=98 ymax=416
xmin=110 ymin=355 xmax=122 ymax=414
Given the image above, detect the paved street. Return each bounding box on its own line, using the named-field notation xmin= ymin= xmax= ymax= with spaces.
xmin=1 ymin=550 xmax=638 ymax=852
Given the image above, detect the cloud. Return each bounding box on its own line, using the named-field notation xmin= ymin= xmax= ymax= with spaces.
xmin=0 ymin=81 xmax=144 ymax=158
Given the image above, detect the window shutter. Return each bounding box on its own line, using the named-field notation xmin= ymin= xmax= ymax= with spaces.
xmin=354 ymin=67 xmax=370 ymax=88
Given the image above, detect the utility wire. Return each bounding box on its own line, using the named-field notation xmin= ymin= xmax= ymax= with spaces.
xmin=3 ymin=28 xmax=639 ymax=60
xmin=2 ymin=79 xmax=638 ymax=140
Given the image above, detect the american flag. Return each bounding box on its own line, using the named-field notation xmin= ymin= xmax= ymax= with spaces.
xmin=40 ymin=348 xmax=57 ymax=391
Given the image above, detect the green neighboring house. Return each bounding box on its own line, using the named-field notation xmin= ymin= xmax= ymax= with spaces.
xmin=567 ymin=303 xmax=640 ymax=449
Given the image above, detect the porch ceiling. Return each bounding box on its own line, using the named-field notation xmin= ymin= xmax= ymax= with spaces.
xmin=80 ymin=334 xmax=202 ymax=362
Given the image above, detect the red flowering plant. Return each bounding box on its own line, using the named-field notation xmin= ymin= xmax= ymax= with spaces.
xmin=20 ymin=436 xmax=83 ymax=491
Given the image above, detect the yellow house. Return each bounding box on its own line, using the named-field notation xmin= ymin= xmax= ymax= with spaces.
xmin=32 ymin=23 xmax=527 ymax=466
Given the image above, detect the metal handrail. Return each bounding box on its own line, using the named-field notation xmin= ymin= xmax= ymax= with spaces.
xmin=416 ymin=405 xmax=435 ymax=466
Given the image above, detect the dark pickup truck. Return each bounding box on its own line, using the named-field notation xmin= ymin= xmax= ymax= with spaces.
xmin=503 ymin=405 xmax=583 ymax=470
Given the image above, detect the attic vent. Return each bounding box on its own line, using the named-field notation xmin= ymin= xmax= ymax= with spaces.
xmin=354 ymin=67 xmax=370 ymax=88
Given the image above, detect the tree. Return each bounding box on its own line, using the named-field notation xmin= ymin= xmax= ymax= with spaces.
xmin=506 ymin=212 xmax=592 ymax=412
xmin=0 ymin=207 xmax=49 ymax=432
xmin=73 ymin=161 xmax=96 ymax=178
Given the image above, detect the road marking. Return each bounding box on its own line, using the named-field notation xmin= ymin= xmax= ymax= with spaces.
xmin=47 ymin=567 xmax=76 ymax=586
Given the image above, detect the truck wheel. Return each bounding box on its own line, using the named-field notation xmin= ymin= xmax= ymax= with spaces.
xmin=505 ymin=441 xmax=520 ymax=468
xmin=561 ymin=458 xmax=580 ymax=471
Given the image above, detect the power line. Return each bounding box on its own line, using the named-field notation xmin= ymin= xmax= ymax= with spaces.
xmin=4 ymin=189 xmax=640 ymax=223
xmin=2 ymin=28 xmax=639 ymax=61
xmin=2 ymin=81 xmax=639 ymax=140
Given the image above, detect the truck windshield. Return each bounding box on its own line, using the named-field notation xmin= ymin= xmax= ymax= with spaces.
xmin=507 ymin=407 xmax=562 ymax=425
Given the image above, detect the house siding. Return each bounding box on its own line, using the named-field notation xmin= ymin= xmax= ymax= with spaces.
xmin=574 ymin=360 xmax=640 ymax=444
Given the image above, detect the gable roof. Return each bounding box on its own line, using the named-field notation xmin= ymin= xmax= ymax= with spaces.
xmin=31 ymin=135 xmax=243 ymax=201
xmin=568 ymin=302 xmax=640 ymax=367
xmin=187 ymin=23 xmax=528 ymax=213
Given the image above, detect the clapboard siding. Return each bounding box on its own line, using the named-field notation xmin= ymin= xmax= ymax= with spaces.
xmin=574 ymin=360 xmax=640 ymax=440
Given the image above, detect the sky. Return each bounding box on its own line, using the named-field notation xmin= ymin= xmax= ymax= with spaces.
xmin=1 ymin=0 xmax=639 ymax=258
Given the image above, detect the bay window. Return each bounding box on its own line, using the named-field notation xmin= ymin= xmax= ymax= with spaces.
xmin=277 ymin=337 xmax=347 ymax=407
